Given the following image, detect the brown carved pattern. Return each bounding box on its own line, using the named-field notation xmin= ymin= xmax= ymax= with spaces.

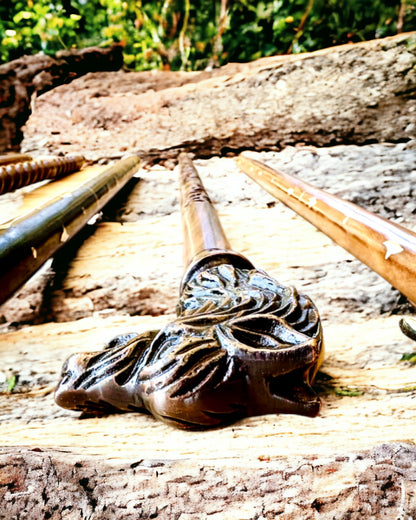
xmin=180 ymin=173 xmax=212 ymax=207
xmin=183 ymin=184 xmax=211 ymax=205
xmin=55 ymin=263 xmax=323 ymax=429
xmin=0 ymin=155 xmax=84 ymax=195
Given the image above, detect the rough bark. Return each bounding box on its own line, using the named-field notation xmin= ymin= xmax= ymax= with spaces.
xmin=1 ymin=443 xmax=416 ymax=519
xmin=0 ymin=44 xmax=123 ymax=152
xmin=21 ymin=32 xmax=416 ymax=163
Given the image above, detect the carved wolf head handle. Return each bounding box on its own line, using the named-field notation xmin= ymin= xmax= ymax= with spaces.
xmin=55 ymin=264 xmax=324 ymax=429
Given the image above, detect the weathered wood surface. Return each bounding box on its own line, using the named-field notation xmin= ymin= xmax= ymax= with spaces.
xmin=0 ymin=44 xmax=123 ymax=152
xmin=0 ymin=142 xmax=416 ymax=518
xmin=1 ymin=443 xmax=416 ymax=519
xmin=21 ymin=32 xmax=416 ymax=163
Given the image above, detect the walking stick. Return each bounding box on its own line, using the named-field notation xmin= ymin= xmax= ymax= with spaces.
xmin=0 ymin=155 xmax=140 ymax=305
xmin=55 ymin=154 xmax=324 ymax=429
xmin=0 ymin=153 xmax=32 ymax=166
xmin=236 ymin=154 xmax=416 ymax=342
xmin=0 ymin=155 xmax=85 ymax=195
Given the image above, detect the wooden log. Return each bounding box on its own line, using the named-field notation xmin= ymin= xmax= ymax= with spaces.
xmin=0 ymin=145 xmax=415 ymax=516
xmin=21 ymin=32 xmax=416 ymax=162
xmin=0 ymin=44 xmax=123 ymax=152
xmin=1 ymin=443 xmax=416 ymax=519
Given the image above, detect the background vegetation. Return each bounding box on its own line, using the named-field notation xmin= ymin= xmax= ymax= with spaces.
xmin=1 ymin=0 xmax=415 ymax=70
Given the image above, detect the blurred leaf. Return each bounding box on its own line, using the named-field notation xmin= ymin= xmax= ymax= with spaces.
xmin=0 ymin=0 xmax=412 ymax=69
xmin=7 ymin=375 xmax=17 ymax=393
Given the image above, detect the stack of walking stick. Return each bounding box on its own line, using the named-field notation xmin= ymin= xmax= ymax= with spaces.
xmin=1 ymin=150 xmax=415 ymax=430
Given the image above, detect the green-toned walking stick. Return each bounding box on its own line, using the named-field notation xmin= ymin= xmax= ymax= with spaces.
xmin=0 ymin=155 xmax=140 ymax=305
xmin=55 ymin=154 xmax=324 ymax=429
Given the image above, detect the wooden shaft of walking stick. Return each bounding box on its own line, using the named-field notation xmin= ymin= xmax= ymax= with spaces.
xmin=0 ymin=153 xmax=32 ymax=166
xmin=178 ymin=153 xmax=254 ymax=287
xmin=237 ymin=154 xmax=416 ymax=307
xmin=0 ymin=155 xmax=140 ymax=305
xmin=179 ymin=152 xmax=231 ymax=261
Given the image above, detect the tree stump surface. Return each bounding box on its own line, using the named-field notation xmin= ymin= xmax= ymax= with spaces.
xmin=1 ymin=34 xmax=416 ymax=519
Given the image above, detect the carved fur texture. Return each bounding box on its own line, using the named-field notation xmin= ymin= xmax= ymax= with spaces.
xmin=55 ymin=264 xmax=323 ymax=429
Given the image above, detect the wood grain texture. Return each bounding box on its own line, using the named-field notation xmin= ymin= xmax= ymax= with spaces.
xmin=1 ymin=144 xmax=416 ymax=518
xmin=237 ymin=154 xmax=416 ymax=304
xmin=21 ymin=33 xmax=416 ymax=163
xmin=1 ymin=443 xmax=416 ymax=519
xmin=0 ymin=157 xmax=140 ymax=305
xmin=0 ymin=163 xmax=110 ymax=224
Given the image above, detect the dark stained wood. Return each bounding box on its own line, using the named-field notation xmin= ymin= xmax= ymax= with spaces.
xmin=0 ymin=156 xmax=139 ymax=304
xmin=53 ymin=154 xmax=324 ymax=429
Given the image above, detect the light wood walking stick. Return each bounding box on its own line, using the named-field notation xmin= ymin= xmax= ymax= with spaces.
xmin=0 ymin=153 xmax=32 ymax=166
xmin=236 ymin=154 xmax=416 ymax=342
xmin=55 ymin=154 xmax=324 ymax=429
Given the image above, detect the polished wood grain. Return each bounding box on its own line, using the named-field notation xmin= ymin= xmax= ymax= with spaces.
xmin=0 ymin=153 xmax=32 ymax=166
xmin=0 ymin=155 xmax=84 ymax=195
xmin=237 ymin=154 xmax=416 ymax=305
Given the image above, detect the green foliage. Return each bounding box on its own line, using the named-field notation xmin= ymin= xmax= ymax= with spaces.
xmin=1 ymin=1 xmax=415 ymax=69
xmin=334 ymin=386 xmax=364 ymax=397
xmin=401 ymin=351 xmax=416 ymax=364
xmin=6 ymin=374 xmax=17 ymax=393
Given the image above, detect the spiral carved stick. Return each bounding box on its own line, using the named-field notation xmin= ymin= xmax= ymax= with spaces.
xmin=0 ymin=155 xmax=85 ymax=196
xmin=0 ymin=155 xmax=140 ymax=305
xmin=236 ymin=154 xmax=416 ymax=342
xmin=55 ymin=153 xmax=324 ymax=429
